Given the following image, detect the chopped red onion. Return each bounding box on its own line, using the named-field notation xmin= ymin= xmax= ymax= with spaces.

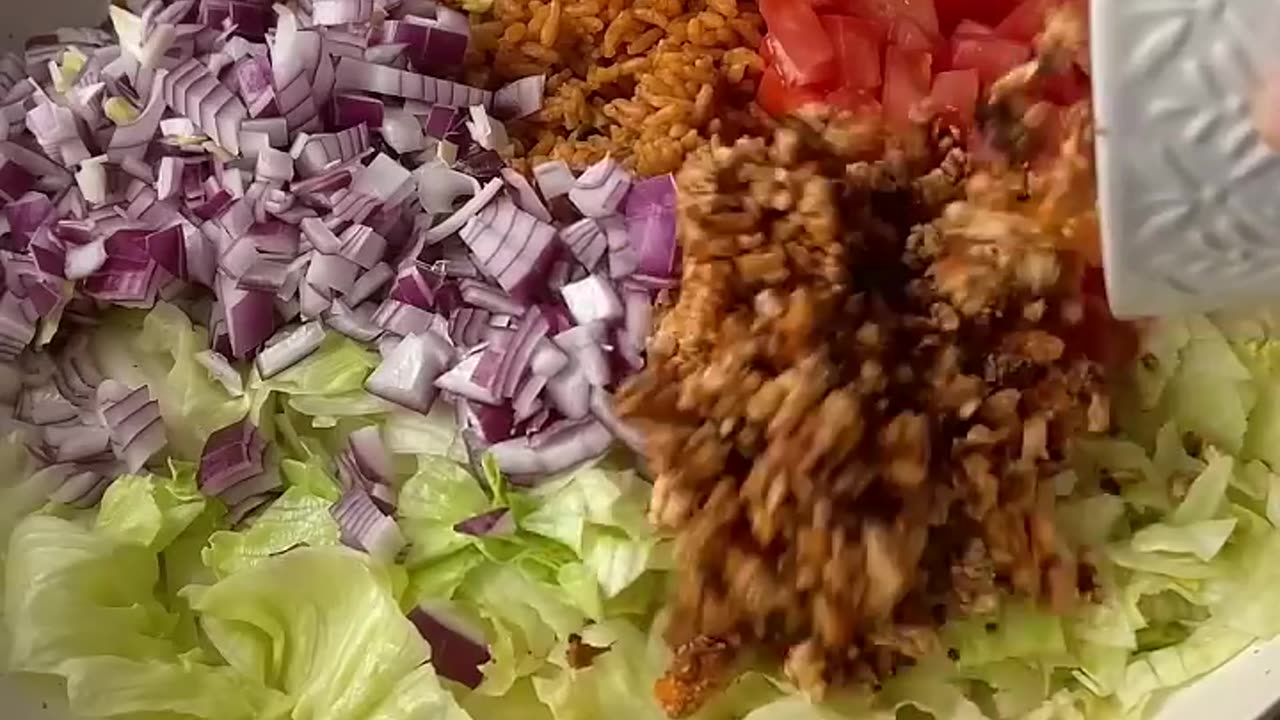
xmin=489 ymin=418 xmax=613 ymax=476
xmin=459 ymin=279 xmax=523 ymax=317
xmin=332 ymin=483 xmax=405 ymax=561
xmin=459 ymin=196 xmax=560 ymax=303
xmin=492 ymin=74 xmax=545 ymax=120
xmin=381 ymin=107 xmax=426 ymax=154
xmin=414 ymin=161 xmax=481 ymax=214
xmin=408 ymin=602 xmax=493 ymax=690
xmin=291 ymin=123 xmax=370 ymax=177
xmin=325 ymin=298 xmax=383 ymax=342
xmin=195 ymin=349 xmax=244 ymax=397
xmin=426 ymin=176 xmax=503 ymax=243
xmin=226 ymin=491 xmax=278 ymax=527
xmin=558 ymin=218 xmax=608 ymax=272
xmin=560 ymin=275 xmax=623 ymax=326
xmin=346 ymin=261 xmax=394 ymax=306
xmin=364 ymin=330 xmax=454 ymax=414
xmin=199 ymin=416 xmax=267 ymax=497
xmin=255 ymin=321 xmax=325 ymax=379
xmin=499 ymin=167 xmax=552 ymax=223
xmin=465 ymin=106 xmax=508 ymax=152
xmin=568 ymin=156 xmax=631 ymax=218
xmin=348 ymin=425 xmax=393 ymax=483
xmin=313 ymin=0 xmax=375 ymax=26
xmin=435 ymin=349 xmax=499 ymax=405
xmin=624 ymin=174 xmax=679 ymax=278
xmin=333 ymin=56 xmax=491 ymax=106
xmin=453 ymin=507 xmax=514 ymax=537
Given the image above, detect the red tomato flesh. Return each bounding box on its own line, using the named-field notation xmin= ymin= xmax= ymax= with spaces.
xmin=882 ymin=46 xmax=933 ymax=128
xmin=934 ymin=0 xmax=1017 ymax=35
xmin=757 ymin=65 xmax=826 ymax=117
xmin=759 ymin=0 xmax=837 ymax=87
xmin=951 ymin=34 xmax=1030 ymax=86
xmin=953 ymin=19 xmax=995 ymax=37
xmin=889 ymin=17 xmax=935 ymax=52
xmin=822 ymin=15 xmax=885 ymax=90
xmin=995 ymin=0 xmax=1086 ymax=43
xmin=827 ymin=86 xmax=883 ymax=115
xmin=842 ymin=0 xmax=940 ymax=38
xmin=929 ymin=69 xmax=979 ymax=130
xmin=1041 ymin=66 xmax=1090 ymax=106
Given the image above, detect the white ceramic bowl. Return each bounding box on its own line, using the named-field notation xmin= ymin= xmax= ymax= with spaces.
xmin=4 ymin=1 xmax=1280 ymax=719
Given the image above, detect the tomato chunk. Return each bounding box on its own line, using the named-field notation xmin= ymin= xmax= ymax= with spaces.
xmin=882 ymin=46 xmax=932 ymax=128
xmin=821 ymin=15 xmax=884 ymax=90
xmin=928 ymin=69 xmax=978 ymax=130
xmin=757 ymin=65 xmax=826 ymax=117
xmin=995 ymin=0 xmax=1085 ymax=43
xmin=953 ymin=19 xmax=995 ymax=37
xmin=759 ymin=0 xmax=837 ymax=87
xmin=951 ymin=34 xmax=1030 ymax=86
xmin=827 ymin=86 xmax=882 ymax=116
xmin=1041 ymin=66 xmax=1090 ymax=106
xmin=843 ymin=0 xmax=939 ymax=38
xmin=889 ymin=17 xmax=934 ymax=52
xmin=934 ymin=0 xmax=1017 ymax=35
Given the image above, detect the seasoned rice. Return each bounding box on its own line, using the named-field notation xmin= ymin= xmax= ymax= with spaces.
xmin=464 ymin=0 xmax=767 ymax=175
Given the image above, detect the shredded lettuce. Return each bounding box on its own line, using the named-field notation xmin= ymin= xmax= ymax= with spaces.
xmin=16 ymin=304 xmax=1280 ymax=720
xmin=186 ymin=547 xmax=467 ymax=720
xmin=202 ymin=487 xmax=341 ymax=578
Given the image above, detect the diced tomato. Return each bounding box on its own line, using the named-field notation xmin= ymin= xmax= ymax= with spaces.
xmin=953 ymin=19 xmax=995 ymax=37
xmin=822 ymin=15 xmax=884 ymax=90
xmin=928 ymin=69 xmax=978 ymax=131
xmin=759 ymin=0 xmax=837 ymax=87
xmin=995 ymin=0 xmax=1085 ymax=43
xmin=1041 ymin=66 xmax=1090 ymax=106
xmin=951 ymin=34 xmax=1030 ymax=86
xmin=934 ymin=0 xmax=1017 ymax=35
xmin=760 ymin=34 xmax=776 ymax=65
xmin=842 ymin=0 xmax=939 ymax=38
xmin=995 ymin=0 xmax=1052 ymax=42
xmin=827 ymin=86 xmax=882 ymax=116
xmin=1070 ymin=268 xmax=1139 ymax=370
xmin=882 ymin=46 xmax=932 ymax=128
xmin=757 ymin=65 xmax=827 ymax=117
xmin=889 ymin=17 xmax=934 ymax=52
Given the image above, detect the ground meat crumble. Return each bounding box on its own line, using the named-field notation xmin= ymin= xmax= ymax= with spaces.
xmin=615 ymin=111 xmax=1109 ymax=716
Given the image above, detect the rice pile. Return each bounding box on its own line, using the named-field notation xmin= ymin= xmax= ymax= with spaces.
xmin=465 ymin=0 xmax=767 ymax=175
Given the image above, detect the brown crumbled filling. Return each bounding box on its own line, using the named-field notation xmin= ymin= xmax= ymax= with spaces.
xmin=616 ymin=112 xmax=1107 ymax=712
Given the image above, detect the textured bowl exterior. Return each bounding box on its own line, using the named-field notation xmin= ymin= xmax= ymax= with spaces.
xmin=1095 ymin=0 xmax=1280 ymax=317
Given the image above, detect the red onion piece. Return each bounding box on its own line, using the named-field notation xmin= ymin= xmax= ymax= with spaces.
xmin=199 ymin=416 xmax=266 ymax=497
xmin=333 ymin=56 xmax=491 ymax=107
xmin=339 ymin=224 xmax=387 ymax=270
xmin=500 ymin=167 xmax=552 ymax=223
xmin=255 ymin=321 xmax=324 ymax=379
xmin=364 ymin=330 xmax=454 ymax=414
xmin=489 ymin=417 xmax=613 ymax=476
xmin=568 ymin=156 xmax=631 ymax=218
xmin=459 ymin=196 xmax=560 ymax=303
xmin=492 ymin=75 xmax=545 ymax=120
xmin=624 ymin=174 xmax=679 ymax=278
xmin=325 ymin=299 xmax=382 ymax=342
xmin=560 ymin=275 xmax=623 ymax=326
xmin=332 ymin=483 xmax=405 ymax=561
xmin=452 ymin=507 xmax=513 ymax=537
xmin=195 ymin=349 xmax=244 ymax=397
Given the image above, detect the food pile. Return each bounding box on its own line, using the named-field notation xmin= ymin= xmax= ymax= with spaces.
xmin=620 ymin=111 xmax=1109 ymax=713
xmin=3 ymin=2 xmax=1280 ymax=720
xmin=467 ymin=0 xmax=767 ymax=175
